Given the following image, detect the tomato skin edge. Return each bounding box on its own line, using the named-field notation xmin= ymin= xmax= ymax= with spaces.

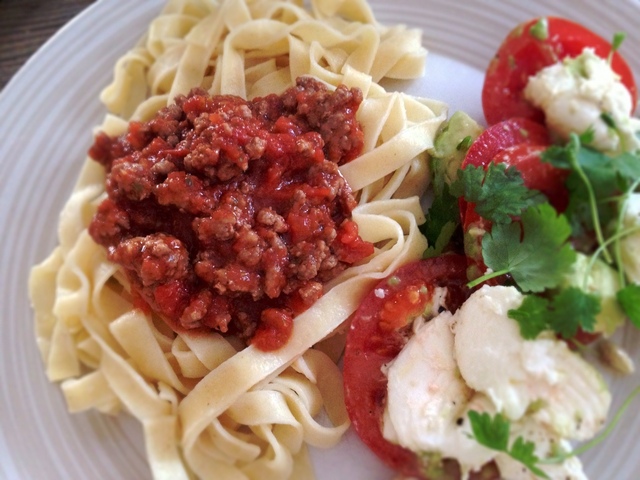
xmin=461 ymin=117 xmax=550 ymax=171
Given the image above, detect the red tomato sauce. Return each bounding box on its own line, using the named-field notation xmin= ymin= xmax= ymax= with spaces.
xmin=88 ymin=77 xmax=373 ymax=350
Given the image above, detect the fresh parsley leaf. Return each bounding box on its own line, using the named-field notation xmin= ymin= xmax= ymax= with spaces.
xmin=467 ymin=411 xmax=550 ymax=479
xmin=455 ymin=163 xmax=546 ymax=224
xmin=617 ymin=284 xmax=640 ymax=329
xmin=549 ymin=287 xmax=600 ymax=339
xmin=480 ymin=203 xmax=576 ymax=292
xmin=509 ymin=288 xmax=600 ymax=340
xmin=508 ymin=295 xmax=550 ymax=339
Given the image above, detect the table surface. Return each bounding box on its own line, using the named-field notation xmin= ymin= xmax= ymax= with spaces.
xmin=0 ymin=0 xmax=96 ymax=91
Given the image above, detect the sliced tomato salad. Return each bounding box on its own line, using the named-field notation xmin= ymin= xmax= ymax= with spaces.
xmin=482 ymin=16 xmax=637 ymax=125
xmin=342 ymin=255 xmax=498 ymax=479
xmin=342 ymin=15 xmax=634 ymax=480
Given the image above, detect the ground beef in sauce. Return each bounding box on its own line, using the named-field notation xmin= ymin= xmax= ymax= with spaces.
xmin=88 ymin=76 xmax=373 ymax=350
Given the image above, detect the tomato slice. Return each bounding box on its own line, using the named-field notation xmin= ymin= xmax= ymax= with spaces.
xmin=462 ymin=117 xmax=549 ymax=169
xmin=495 ymin=143 xmax=569 ymax=211
xmin=343 ymin=255 xmax=498 ymax=479
xmin=482 ymin=17 xmax=638 ymax=125
xmin=459 ymin=117 xmax=552 ymax=227
xmin=462 ymin=143 xmax=567 ymax=281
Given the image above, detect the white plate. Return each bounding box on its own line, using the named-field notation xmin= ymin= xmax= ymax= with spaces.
xmin=2 ymin=1 xmax=640 ymax=479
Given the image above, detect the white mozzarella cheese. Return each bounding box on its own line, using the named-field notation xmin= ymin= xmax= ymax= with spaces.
xmin=454 ymin=286 xmax=611 ymax=440
xmin=383 ymin=312 xmax=495 ymax=475
xmin=383 ymin=285 xmax=611 ymax=480
xmin=524 ymin=47 xmax=640 ymax=154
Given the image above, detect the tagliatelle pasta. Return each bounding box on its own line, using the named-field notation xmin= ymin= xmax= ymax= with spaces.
xmin=28 ymin=0 xmax=447 ymax=478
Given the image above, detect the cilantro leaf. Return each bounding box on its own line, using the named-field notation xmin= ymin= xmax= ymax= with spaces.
xmin=455 ymin=164 xmax=484 ymax=200
xmin=480 ymin=203 xmax=576 ymax=292
xmin=545 ymin=143 xmax=617 ymax=236
xmin=455 ymin=163 xmax=546 ymax=224
xmin=540 ymin=141 xmax=575 ymax=170
xmin=549 ymin=287 xmax=600 ymax=339
xmin=610 ymin=151 xmax=640 ymax=181
xmin=541 ymin=135 xmax=640 ymax=243
xmin=578 ymin=126 xmax=596 ymax=145
xmin=617 ymin=284 xmax=640 ymax=329
xmin=423 ymin=221 xmax=458 ymax=259
xmin=468 ymin=411 xmax=550 ymax=479
xmin=510 ymin=437 xmax=549 ymax=479
xmin=468 ymin=410 xmax=510 ymax=452
xmin=420 ymin=182 xmax=460 ymax=255
xmin=509 ymin=288 xmax=600 ymax=340
xmin=508 ymin=295 xmax=550 ymax=340
xmin=543 ymin=132 xmax=623 ymax=188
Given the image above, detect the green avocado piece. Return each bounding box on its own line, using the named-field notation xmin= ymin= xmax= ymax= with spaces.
xmin=562 ymin=252 xmax=626 ymax=336
xmin=429 ymin=110 xmax=483 ymax=197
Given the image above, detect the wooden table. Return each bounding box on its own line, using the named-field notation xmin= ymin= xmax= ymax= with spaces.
xmin=0 ymin=0 xmax=96 ymax=90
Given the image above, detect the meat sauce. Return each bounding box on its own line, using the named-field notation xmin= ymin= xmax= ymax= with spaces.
xmin=88 ymin=77 xmax=373 ymax=351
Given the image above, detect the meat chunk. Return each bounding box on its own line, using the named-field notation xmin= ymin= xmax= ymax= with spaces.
xmin=88 ymin=77 xmax=372 ymax=350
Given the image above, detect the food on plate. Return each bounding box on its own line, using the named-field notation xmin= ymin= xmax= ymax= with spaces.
xmin=524 ymin=48 xmax=640 ymax=155
xmin=88 ymin=78 xmax=374 ymax=351
xmin=344 ymin=15 xmax=640 ymax=480
xmin=28 ymin=0 xmax=447 ymax=478
xmin=27 ymin=0 xmax=640 ymax=477
xmin=386 ymin=285 xmax=608 ymax=479
xmin=481 ymin=16 xmax=637 ymax=125
xmin=343 ymin=255 xmax=504 ymax=479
